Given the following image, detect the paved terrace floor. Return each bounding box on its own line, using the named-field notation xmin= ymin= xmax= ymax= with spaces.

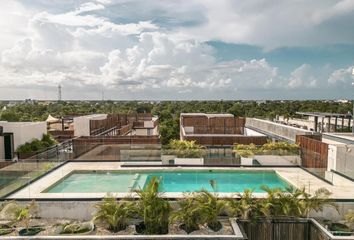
xmin=8 ymin=162 xmax=354 ymax=200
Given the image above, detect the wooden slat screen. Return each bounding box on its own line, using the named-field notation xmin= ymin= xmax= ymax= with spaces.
xmin=296 ymin=135 xmax=328 ymax=168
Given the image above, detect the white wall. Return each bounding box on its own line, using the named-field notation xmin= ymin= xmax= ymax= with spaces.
xmin=134 ymin=128 xmax=148 ymax=136
xmin=0 ymin=136 xmax=4 ymax=159
xmin=0 ymin=121 xmax=47 ymax=150
xmin=175 ymin=157 xmax=204 ymax=165
xmin=73 ymin=114 xmax=107 ymax=137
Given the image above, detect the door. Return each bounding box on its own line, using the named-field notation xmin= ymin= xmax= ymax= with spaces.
xmin=3 ymin=133 xmax=14 ymax=160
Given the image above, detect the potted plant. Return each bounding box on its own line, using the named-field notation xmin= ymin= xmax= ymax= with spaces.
xmin=170 ymin=194 xmax=203 ymax=233
xmin=233 ymin=144 xmax=257 ymax=165
xmin=169 ymin=140 xmax=205 ymax=165
xmin=93 ymin=195 xmax=133 ymax=232
xmin=133 ymin=176 xmax=171 ymax=234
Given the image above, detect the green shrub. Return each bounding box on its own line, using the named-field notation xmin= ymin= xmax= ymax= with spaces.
xmin=233 ymin=142 xmax=300 ymax=157
xmin=168 ymin=140 xmax=204 ymax=158
xmin=16 ymin=134 xmax=57 ymax=153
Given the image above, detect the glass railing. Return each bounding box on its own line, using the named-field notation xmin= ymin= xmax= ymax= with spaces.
xmin=0 ymin=158 xmax=65 ymax=198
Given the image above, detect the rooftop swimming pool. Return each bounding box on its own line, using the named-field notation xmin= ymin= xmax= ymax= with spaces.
xmin=44 ymin=170 xmax=292 ymax=193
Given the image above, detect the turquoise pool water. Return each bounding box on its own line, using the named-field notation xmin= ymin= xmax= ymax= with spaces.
xmin=45 ymin=170 xmax=291 ymax=193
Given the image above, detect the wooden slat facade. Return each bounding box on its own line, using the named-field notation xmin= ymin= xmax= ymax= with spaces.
xmin=239 ymin=219 xmax=331 ymax=240
xmin=296 ymin=135 xmax=328 ymax=168
xmin=182 ymin=115 xmax=245 ymax=134
xmin=89 ymin=113 xmax=154 ymax=136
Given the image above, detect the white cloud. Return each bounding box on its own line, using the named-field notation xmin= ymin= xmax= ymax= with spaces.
xmin=287 ymin=64 xmax=318 ymax=89
xmin=0 ymin=0 xmax=353 ymax=100
xmin=99 ymin=32 xmax=280 ymax=92
xmin=328 ymin=66 xmax=354 ymax=87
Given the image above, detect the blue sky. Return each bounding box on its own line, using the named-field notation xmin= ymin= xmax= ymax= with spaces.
xmin=0 ymin=0 xmax=354 ymax=100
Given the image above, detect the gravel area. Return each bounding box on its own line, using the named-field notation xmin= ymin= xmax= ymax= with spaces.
xmin=0 ymin=217 xmax=235 ymax=237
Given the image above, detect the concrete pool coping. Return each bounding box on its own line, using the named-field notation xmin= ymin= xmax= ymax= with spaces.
xmin=8 ymin=162 xmax=354 ymax=200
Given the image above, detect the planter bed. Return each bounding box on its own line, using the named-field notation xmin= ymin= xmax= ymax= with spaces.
xmin=0 ymin=217 xmax=244 ymax=239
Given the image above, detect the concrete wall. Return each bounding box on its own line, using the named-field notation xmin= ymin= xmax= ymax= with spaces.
xmin=244 ymin=127 xmax=266 ymax=136
xmin=13 ymin=200 xmax=354 ymax=222
xmin=0 ymin=121 xmax=47 ymax=156
xmin=245 ymin=118 xmax=316 ymax=142
xmin=73 ymin=114 xmax=107 ymax=137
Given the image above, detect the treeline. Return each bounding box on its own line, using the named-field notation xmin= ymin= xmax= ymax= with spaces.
xmin=0 ymin=100 xmax=352 ymax=145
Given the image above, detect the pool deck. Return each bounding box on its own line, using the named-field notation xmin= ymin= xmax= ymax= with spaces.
xmin=8 ymin=162 xmax=354 ymax=200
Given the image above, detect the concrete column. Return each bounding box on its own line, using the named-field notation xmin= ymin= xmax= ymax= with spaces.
xmin=327 ymin=117 xmax=331 ymax=132
xmin=321 ymin=117 xmax=324 ymax=133
xmin=348 ymin=117 xmax=351 ymax=130
xmin=341 ymin=117 xmax=344 ymax=132
xmin=334 ymin=117 xmax=338 ymax=132
xmin=314 ymin=116 xmax=318 ymax=132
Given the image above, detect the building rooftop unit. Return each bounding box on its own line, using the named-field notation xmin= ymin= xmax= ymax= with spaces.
xmin=180 ymin=113 xmax=267 ymax=146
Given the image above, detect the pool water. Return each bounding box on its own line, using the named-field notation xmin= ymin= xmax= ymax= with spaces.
xmin=45 ymin=170 xmax=291 ymax=193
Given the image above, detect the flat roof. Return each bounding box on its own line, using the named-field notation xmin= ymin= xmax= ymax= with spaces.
xmin=9 ymin=162 xmax=354 ymax=199
xmin=181 ymin=113 xmax=234 ymax=118
xmin=296 ymin=112 xmax=352 ymax=118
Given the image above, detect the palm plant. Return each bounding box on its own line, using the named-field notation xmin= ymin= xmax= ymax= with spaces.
xmin=93 ymin=196 xmax=133 ymax=232
xmin=195 ymin=189 xmax=226 ymax=231
xmin=227 ymin=189 xmax=262 ymax=220
xmin=133 ymin=176 xmax=171 ymax=234
xmin=260 ymin=186 xmax=336 ymax=219
xmin=169 ymin=194 xmax=202 ymax=233
xmin=260 ymin=186 xmax=304 ymax=218
xmin=300 ymin=187 xmax=337 ymax=218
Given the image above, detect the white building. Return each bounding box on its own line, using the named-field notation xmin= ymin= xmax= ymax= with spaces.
xmin=131 ymin=116 xmax=159 ymax=136
xmin=0 ymin=121 xmax=47 ymax=160
xmin=73 ymin=114 xmax=107 ymax=137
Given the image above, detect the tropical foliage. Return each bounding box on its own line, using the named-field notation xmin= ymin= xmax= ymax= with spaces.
xmin=133 ymin=176 xmax=171 ymax=234
xmin=226 ymin=186 xmax=336 ymax=220
xmin=11 ymin=200 xmax=38 ymax=230
xmin=233 ymin=141 xmax=299 ymax=157
xmin=233 ymin=143 xmax=257 ymax=158
xmin=167 ymin=140 xmax=204 ymax=158
xmin=194 ymin=190 xmax=226 ymax=231
xmin=16 ymin=134 xmax=57 ymax=153
xmin=94 ymin=196 xmax=133 ymax=232
xmin=1 ymin=100 xmax=352 ymax=145
xmin=169 ymin=194 xmax=203 ymax=233
xmin=226 ymin=189 xmax=261 ymax=220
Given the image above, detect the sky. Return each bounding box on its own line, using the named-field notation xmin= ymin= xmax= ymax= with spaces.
xmin=0 ymin=0 xmax=354 ymax=100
